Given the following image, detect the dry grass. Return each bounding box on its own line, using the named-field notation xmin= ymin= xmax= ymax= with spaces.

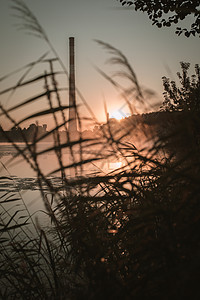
xmin=0 ymin=1 xmax=200 ymax=299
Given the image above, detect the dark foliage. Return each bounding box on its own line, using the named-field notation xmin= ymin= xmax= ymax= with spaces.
xmin=162 ymin=62 xmax=200 ymax=112
xmin=1 ymin=54 xmax=200 ymax=299
xmin=117 ymin=0 xmax=200 ymax=37
xmin=1 ymin=2 xmax=200 ymax=298
xmin=160 ymin=63 xmax=200 ymax=156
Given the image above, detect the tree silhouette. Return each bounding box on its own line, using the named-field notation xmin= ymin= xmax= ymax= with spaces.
xmin=117 ymin=0 xmax=200 ymax=37
xmin=161 ymin=62 xmax=200 ymax=112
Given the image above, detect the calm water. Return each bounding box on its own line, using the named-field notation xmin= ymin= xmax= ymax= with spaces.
xmin=0 ymin=143 xmax=57 ymax=225
xmin=0 ymin=137 xmax=160 ymax=184
xmin=0 ymin=138 xmax=160 ymax=232
xmin=0 ymin=142 xmax=126 ymax=187
xmin=0 ymin=143 xmax=122 ymax=218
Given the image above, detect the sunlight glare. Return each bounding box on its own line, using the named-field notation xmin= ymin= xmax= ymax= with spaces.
xmin=109 ymin=161 xmax=122 ymax=170
xmin=110 ymin=110 xmax=124 ymax=120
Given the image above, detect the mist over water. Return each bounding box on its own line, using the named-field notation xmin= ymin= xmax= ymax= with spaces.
xmin=0 ymin=141 xmax=129 ymax=214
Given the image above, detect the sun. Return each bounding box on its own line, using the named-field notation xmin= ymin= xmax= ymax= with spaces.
xmin=110 ymin=110 xmax=124 ymax=120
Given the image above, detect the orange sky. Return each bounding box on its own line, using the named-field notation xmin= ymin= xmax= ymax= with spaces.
xmin=0 ymin=0 xmax=200 ymax=130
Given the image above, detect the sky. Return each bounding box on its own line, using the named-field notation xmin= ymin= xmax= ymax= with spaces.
xmin=0 ymin=0 xmax=200 ymax=130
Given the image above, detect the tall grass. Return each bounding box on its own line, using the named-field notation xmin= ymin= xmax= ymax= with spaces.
xmin=0 ymin=1 xmax=200 ymax=299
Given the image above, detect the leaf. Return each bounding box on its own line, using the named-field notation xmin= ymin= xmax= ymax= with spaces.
xmin=36 ymin=138 xmax=95 ymax=156
xmin=0 ymin=177 xmax=13 ymax=181
xmin=15 ymin=105 xmax=71 ymax=126
xmin=0 ymin=88 xmax=67 ymax=117
xmin=0 ymin=223 xmax=29 ymax=232
xmin=0 ymin=52 xmax=49 ymax=82
xmin=0 ymin=198 xmax=22 ymax=203
xmin=50 ymin=157 xmax=103 ymax=175
xmin=0 ymin=72 xmax=63 ymax=96
xmin=0 ymin=238 xmax=9 ymax=243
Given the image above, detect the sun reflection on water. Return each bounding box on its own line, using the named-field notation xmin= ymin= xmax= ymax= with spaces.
xmin=108 ymin=161 xmax=122 ymax=170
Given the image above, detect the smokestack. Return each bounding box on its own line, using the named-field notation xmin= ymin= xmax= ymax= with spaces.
xmin=68 ymin=37 xmax=77 ymax=136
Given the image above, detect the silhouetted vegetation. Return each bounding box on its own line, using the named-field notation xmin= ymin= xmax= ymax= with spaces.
xmin=0 ymin=123 xmax=48 ymax=142
xmin=0 ymin=1 xmax=200 ymax=299
xmin=117 ymin=0 xmax=200 ymax=37
xmin=159 ymin=63 xmax=200 ymax=158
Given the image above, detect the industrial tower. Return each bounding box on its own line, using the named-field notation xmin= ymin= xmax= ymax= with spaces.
xmin=68 ymin=37 xmax=78 ymax=137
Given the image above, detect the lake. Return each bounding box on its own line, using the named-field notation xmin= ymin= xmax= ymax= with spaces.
xmin=0 ymin=136 xmax=159 ymax=228
xmin=0 ymin=142 xmax=125 ymax=225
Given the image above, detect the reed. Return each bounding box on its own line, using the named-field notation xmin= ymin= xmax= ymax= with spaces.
xmin=0 ymin=1 xmax=200 ymax=299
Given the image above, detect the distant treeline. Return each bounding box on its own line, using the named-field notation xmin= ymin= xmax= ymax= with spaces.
xmin=0 ymin=123 xmax=48 ymax=142
xmin=1 ymin=111 xmax=199 ymax=146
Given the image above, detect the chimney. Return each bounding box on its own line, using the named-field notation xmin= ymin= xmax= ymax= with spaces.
xmin=68 ymin=37 xmax=77 ymax=136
